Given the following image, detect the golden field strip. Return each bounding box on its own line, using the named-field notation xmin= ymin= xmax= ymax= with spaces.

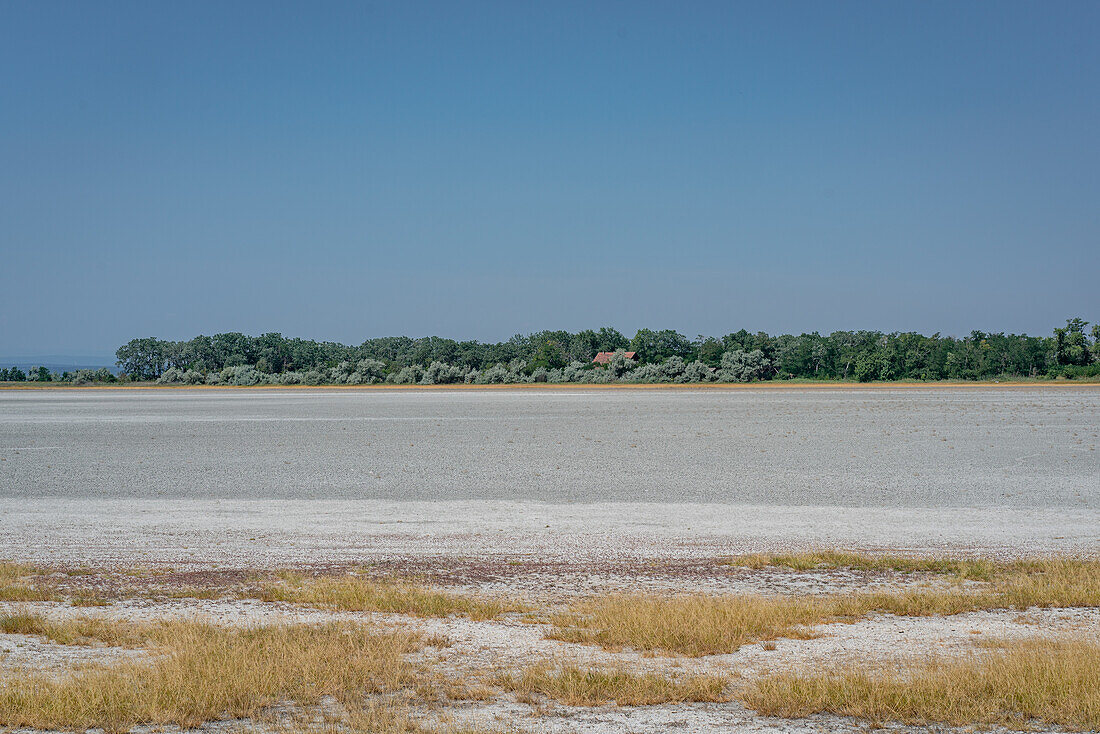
xmin=1 ymin=554 xmax=1099 ymax=733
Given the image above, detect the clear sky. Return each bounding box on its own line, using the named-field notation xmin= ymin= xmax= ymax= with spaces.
xmin=2 ymin=1 xmax=1098 ymax=357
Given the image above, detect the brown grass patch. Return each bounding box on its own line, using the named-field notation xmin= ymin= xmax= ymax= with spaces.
xmin=742 ymin=637 xmax=1100 ymax=731
xmin=0 ymin=620 xmax=423 ymax=732
xmin=250 ymin=573 xmax=525 ymax=620
xmin=498 ymin=664 xmax=729 ymax=706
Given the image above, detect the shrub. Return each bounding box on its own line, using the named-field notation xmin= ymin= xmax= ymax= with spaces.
xmin=219 ymin=366 xmax=263 ymax=386
xmin=420 ymin=361 xmax=464 ymax=385
xmin=717 ymin=349 xmax=772 ymax=382
xmin=389 ymin=366 xmax=424 ymax=384
xmin=301 ymin=370 xmax=324 ymax=386
xmin=562 ymin=361 xmax=590 ymax=382
xmin=269 ymin=371 xmax=303 ymax=385
xmin=355 ymin=359 xmax=387 ymax=382
xmin=157 ymin=368 xmax=184 ymax=385
xmin=680 ymin=360 xmax=714 ymax=383
xmin=476 ymin=365 xmax=511 ymax=384
xmin=70 ymin=370 xmax=94 ymax=385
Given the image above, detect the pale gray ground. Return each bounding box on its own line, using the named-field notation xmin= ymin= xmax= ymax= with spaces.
xmin=3 ymin=387 xmax=1099 ymax=504
xmin=1 ymin=387 xmax=1099 ymax=566
xmin=2 ymin=386 xmax=1100 ymax=734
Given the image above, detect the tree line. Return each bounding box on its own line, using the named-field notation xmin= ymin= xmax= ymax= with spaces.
xmin=2 ymin=319 xmax=1098 ymax=385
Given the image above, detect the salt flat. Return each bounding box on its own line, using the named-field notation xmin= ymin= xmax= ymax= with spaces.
xmin=1 ymin=386 xmax=1098 ymax=565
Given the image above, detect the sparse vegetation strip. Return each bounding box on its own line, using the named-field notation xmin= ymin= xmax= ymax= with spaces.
xmin=249 ymin=573 xmax=527 ymax=620
xmin=0 ymin=612 xmax=149 ymax=647
xmin=551 ymin=557 xmax=1100 ymax=655
xmin=0 ymin=620 xmax=423 ymax=731
xmin=497 ymin=664 xmax=730 ymax=706
xmin=743 ymin=637 xmax=1100 ymax=731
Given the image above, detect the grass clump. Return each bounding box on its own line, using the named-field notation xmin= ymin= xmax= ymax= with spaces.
xmin=553 ymin=558 xmax=1100 ymax=656
xmin=0 ymin=613 xmax=149 ymax=647
xmin=549 ymin=594 xmax=826 ymax=656
xmin=742 ymin=637 xmax=1100 ymax=731
xmin=499 ymin=664 xmax=729 ymax=706
xmin=0 ymin=562 xmax=36 ymax=584
xmin=0 ymin=620 xmax=423 ymax=731
xmin=0 ymin=563 xmax=55 ymax=602
xmin=252 ymin=574 xmax=524 ymax=620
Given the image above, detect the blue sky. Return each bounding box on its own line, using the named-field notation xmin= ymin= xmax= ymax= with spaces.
xmin=2 ymin=1 xmax=1098 ymax=357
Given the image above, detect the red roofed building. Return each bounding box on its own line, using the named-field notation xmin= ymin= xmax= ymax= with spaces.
xmin=593 ymin=351 xmax=637 ymax=365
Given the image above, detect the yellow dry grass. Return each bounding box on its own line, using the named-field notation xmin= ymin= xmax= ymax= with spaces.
xmin=0 ymin=562 xmax=34 ymax=584
xmin=0 ymin=612 xmax=149 ymax=647
xmin=742 ymin=637 xmax=1100 ymax=731
xmin=0 ymin=620 xmax=423 ymax=732
xmin=0 ymin=562 xmax=56 ymax=602
xmin=252 ymin=573 xmax=525 ymax=620
xmin=552 ymin=558 xmax=1100 ymax=655
xmin=498 ymin=664 xmax=730 ymax=706
xmin=549 ymin=594 xmax=824 ymax=656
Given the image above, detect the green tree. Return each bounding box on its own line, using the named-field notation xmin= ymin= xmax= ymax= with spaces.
xmin=115 ymin=338 xmax=167 ymax=380
xmin=695 ymin=337 xmax=724 ymax=367
xmin=1054 ymin=318 xmax=1091 ymax=366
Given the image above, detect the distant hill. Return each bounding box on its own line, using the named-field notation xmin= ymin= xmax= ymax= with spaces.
xmin=0 ymin=356 xmax=117 ymax=374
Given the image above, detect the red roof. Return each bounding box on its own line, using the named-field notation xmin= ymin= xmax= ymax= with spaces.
xmin=593 ymin=351 xmax=636 ymax=364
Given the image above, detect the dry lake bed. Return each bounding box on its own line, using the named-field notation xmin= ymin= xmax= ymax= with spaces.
xmin=1 ymin=385 xmax=1098 ymax=566
xmin=2 ymin=386 xmax=1099 ymax=734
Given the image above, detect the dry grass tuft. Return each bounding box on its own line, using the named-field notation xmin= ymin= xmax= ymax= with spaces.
xmin=251 ymin=574 xmax=525 ymax=620
xmin=0 ymin=612 xmax=149 ymax=647
xmin=498 ymin=664 xmax=729 ymax=706
xmin=0 ymin=562 xmax=55 ymax=602
xmin=0 ymin=562 xmax=36 ymax=584
xmin=549 ymin=594 xmax=824 ymax=656
xmin=554 ymin=558 xmax=1100 ymax=656
xmin=0 ymin=620 xmax=423 ymax=732
xmin=742 ymin=637 xmax=1100 ymax=731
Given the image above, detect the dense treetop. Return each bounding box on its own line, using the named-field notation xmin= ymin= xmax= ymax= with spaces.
xmin=2 ymin=319 xmax=1098 ymax=385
